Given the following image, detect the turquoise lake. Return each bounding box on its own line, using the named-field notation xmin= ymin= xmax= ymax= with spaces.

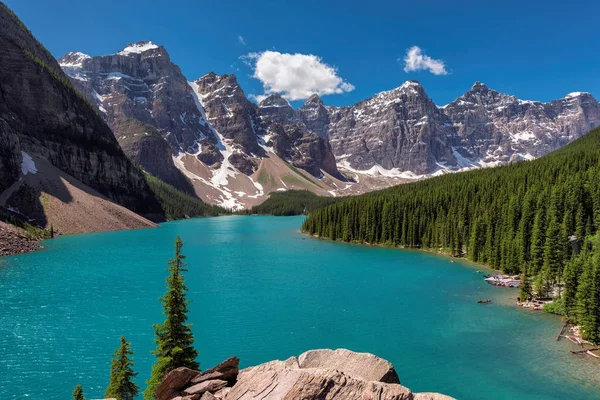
xmin=1 ymin=216 xmax=599 ymax=399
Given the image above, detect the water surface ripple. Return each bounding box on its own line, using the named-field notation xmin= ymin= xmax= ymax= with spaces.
xmin=0 ymin=216 xmax=598 ymax=399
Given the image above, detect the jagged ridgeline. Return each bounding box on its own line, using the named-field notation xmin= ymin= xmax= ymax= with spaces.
xmin=302 ymin=126 xmax=600 ymax=275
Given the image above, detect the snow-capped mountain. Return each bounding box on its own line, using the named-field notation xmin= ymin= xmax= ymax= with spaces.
xmin=311 ymin=80 xmax=600 ymax=177
xmin=60 ymin=41 xmax=600 ymax=209
xmin=60 ymin=43 xmax=343 ymax=209
xmin=325 ymin=81 xmax=457 ymax=175
xmin=444 ymin=82 xmax=600 ymax=166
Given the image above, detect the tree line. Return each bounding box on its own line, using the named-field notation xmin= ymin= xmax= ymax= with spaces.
xmin=302 ymin=126 xmax=600 ymax=343
xmin=242 ymin=190 xmax=343 ymax=216
xmin=72 ymin=236 xmax=198 ymax=400
xmin=145 ymin=173 xmax=228 ymax=220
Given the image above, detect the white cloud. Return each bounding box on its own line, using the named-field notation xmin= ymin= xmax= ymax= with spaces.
xmin=402 ymin=46 xmax=448 ymax=75
xmin=242 ymin=51 xmax=355 ymax=101
xmin=238 ymin=35 xmax=245 ymax=45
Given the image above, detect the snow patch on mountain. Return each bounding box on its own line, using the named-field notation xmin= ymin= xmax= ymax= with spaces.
xmin=338 ymin=160 xmax=417 ymax=179
xmin=20 ymin=152 xmax=37 ymax=176
xmin=565 ymin=92 xmax=589 ymax=98
xmin=185 ymin=80 xmax=248 ymax=210
xmin=118 ymin=41 xmax=159 ymax=55
xmin=59 ymin=52 xmax=90 ymax=67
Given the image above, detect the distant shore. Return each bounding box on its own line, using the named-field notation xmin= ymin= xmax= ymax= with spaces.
xmin=305 ymin=231 xmax=498 ymax=272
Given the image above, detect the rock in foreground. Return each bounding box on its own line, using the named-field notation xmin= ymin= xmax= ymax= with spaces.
xmin=157 ymin=349 xmax=453 ymax=400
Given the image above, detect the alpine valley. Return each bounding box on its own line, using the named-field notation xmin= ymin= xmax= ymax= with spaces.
xmin=4 ymin=2 xmax=600 ymax=400
xmin=58 ymin=41 xmax=600 ymax=210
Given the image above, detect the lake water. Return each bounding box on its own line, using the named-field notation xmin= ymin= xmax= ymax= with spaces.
xmin=0 ymin=216 xmax=598 ymax=399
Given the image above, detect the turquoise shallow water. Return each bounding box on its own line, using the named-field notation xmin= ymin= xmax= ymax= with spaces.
xmin=0 ymin=216 xmax=599 ymax=399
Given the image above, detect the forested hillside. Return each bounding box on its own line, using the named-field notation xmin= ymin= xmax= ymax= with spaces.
xmin=303 ymin=126 xmax=600 ymax=343
xmin=145 ymin=174 xmax=226 ymax=220
xmin=246 ymin=190 xmax=342 ymax=216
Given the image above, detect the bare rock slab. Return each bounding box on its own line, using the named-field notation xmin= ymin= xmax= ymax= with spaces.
xmin=184 ymin=379 xmax=227 ymax=396
xmin=298 ymin=348 xmax=400 ymax=384
xmin=225 ymin=360 xmax=412 ymax=400
xmin=156 ymin=367 xmax=201 ymax=400
xmin=191 ymin=356 xmax=239 ymax=385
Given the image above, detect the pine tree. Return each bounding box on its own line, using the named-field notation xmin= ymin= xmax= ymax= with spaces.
xmin=73 ymin=385 xmax=85 ymax=400
xmin=144 ymin=236 xmax=199 ymax=400
xmin=563 ymin=255 xmax=584 ymax=321
xmin=106 ymin=336 xmax=138 ymax=400
xmin=575 ymin=254 xmax=600 ymax=343
xmin=534 ymin=272 xmax=550 ymax=298
xmin=530 ymin=208 xmax=546 ymax=275
xmin=519 ymin=272 xmax=533 ymax=301
xmin=542 ymin=208 xmax=563 ymax=285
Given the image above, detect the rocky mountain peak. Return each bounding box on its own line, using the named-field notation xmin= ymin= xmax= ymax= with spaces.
xmin=58 ymin=51 xmax=91 ymax=67
xmin=195 ymin=73 xmax=242 ymax=97
xmin=58 ymin=41 xmax=218 ymax=192
xmin=196 ymin=71 xmax=218 ymax=84
xmin=305 ymin=93 xmax=324 ymax=106
xmin=259 ymin=93 xmax=291 ymax=108
xmin=191 ymin=72 xmax=264 ymax=169
xmin=469 ymin=81 xmax=489 ymax=91
xmin=376 ymin=80 xmax=428 ymax=101
xmin=399 ymin=80 xmax=424 ymax=92
xmin=452 ymin=82 xmax=515 ymax=108
xmin=565 ymin=91 xmax=591 ymax=98
xmin=259 ymin=93 xmax=295 ymax=127
xmin=563 ymin=92 xmax=595 ymax=104
xmin=117 ymin=41 xmax=162 ymax=56
xmin=297 ymin=94 xmax=330 ymax=139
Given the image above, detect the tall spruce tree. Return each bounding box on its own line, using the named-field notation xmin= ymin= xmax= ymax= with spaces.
xmin=542 ymin=209 xmax=563 ymax=285
xmin=563 ymin=255 xmax=585 ymax=321
xmin=144 ymin=236 xmax=199 ymax=400
xmin=72 ymin=385 xmax=85 ymax=400
xmin=519 ymin=272 xmax=533 ymax=301
xmin=576 ymin=254 xmax=600 ymax=343
xmin=106 ymin=336 xmax=138 ymax=400
xmin=530 ymin=207 xmax=547 ymax=275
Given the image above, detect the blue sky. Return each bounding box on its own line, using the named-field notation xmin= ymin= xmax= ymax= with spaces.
xmin=6 ymin=0 xmax=600 ymax=107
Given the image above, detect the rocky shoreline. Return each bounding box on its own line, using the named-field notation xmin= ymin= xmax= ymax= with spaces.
xmin=0 ymin=221 xmax=41 ymax=257
xmin=156 ymin=348 xmax=454 ymax=400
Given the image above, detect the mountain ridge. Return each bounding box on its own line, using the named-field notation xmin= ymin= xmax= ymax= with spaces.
xmin=59 ymin=40 xmax=600 ymax=209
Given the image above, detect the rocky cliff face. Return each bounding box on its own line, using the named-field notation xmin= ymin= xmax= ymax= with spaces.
xmin=191 ymin=73 xmax=342 ymax=179
xmin=155 ymin=349 xmax=455 ymax=400
xmin=325 ymin=81 xmax=457 ymax=174
xmin=267 ymin=123 xmax=340 ymax=178
xmin=111 ymin=118 xmax=195 ymax=194
xmin=0 ymin=119 xmax=21 ymax=194
xmin=297 ymin=94 xmax=331 ymax=138
xmin=191 ymin=72 xmax=262 ymax=174
xmin=0 ymin=4 xmax=161 ymax=218
xmin=187 ymin=74 xmax=600 ymax=188
xmin=315 ymin=81 xmax=600 ymax=176
xmin=443 ymin=82 xmax=600 ymax=165
xmin=59 ymin=42 xmax=216 ymax=193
